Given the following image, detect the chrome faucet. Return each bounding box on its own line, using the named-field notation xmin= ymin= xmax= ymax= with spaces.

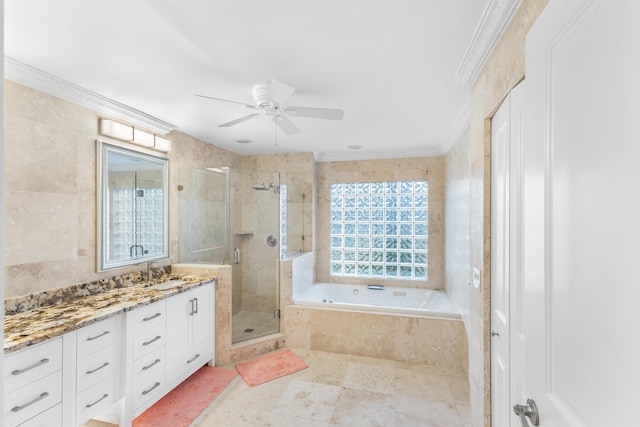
xmin=146 ymin=261 xmax=164 ymax=283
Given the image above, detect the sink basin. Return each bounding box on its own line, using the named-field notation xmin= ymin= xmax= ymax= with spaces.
xmin=148 ymin=279 xmax=187 ymax=290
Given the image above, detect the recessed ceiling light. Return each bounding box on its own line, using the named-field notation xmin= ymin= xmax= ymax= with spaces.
xmin=347 ymin=144 xmax=363 ymax=150
xmin=234 ymin=139 xmax=252 ymax=144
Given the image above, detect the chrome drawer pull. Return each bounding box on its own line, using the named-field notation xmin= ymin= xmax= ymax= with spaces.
xmin=142 ymin=358 xmax=161 ymax=371
xmin=142 ymin=382 xmax=161 ymax=395
xmin=86 ymin=362 xmax=110 ymax=374
xmin=86 ymin=331 xmax=110 ymax=341
xmin=11 ymin=358 xmax=50 ymax=376
xmin=12 ymin=392 xmax=49 ymax=412
xmin=142 ymin=335 xmax=161 ymax=346
xmin=85 ymin=393 xmax=109 ymax=408
xmin=186 ymin=353 xmax=200 ymax=364
xmin=142 ymin=312 xmax=162 ymax=322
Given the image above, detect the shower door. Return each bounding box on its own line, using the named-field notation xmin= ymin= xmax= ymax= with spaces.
xmin=230 ymin=169 xmax=281 ymax=344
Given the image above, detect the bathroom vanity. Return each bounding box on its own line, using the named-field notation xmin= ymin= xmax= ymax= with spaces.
xmin=3 ymin=274 xmax=216 ymax=427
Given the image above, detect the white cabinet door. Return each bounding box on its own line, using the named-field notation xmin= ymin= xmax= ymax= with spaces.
xmin=191 ymin=284 xmax=213 ymax=355
xmin=523 ymin=0 xmax=640 ymax=425
xmin=165 ymin=284 xmax=214 ymax=386
xmin=165 ymin=290 xmax=192 ymax=384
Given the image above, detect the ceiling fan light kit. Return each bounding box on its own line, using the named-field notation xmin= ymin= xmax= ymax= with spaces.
xmin=197 ymin=79 xmax=344 ymax=137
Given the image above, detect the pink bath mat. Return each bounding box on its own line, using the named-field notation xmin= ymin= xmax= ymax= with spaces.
xmin=133 ymin=365 xmax=237 ymax=427
xmin=235 ymin=349 xmax=308 ymax=387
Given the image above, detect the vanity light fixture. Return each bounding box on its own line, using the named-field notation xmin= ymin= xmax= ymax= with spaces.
xmin=132 ymin=128 xmax=155 ymax=147
xmin=100 ymin=118 xmax=134 ymax=141
xmin=99 ymin=118 xmax=171 ymax=152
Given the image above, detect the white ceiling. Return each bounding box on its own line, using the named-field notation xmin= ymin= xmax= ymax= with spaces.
xmin=5 ymin=0 xmax=490 ymax=160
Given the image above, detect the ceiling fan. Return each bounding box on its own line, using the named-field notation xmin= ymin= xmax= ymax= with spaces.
xmin=196 ymin=79 xmax=344 ymax=136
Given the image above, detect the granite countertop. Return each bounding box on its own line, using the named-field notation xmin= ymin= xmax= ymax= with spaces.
xmin=4 ymin=274 xmax=217 ymax=354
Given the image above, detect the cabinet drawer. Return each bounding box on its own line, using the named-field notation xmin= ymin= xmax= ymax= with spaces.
xmin=77 ymin=316 xmax=119 ymax=358
xmin=130 ymin=300 xmax=166 ymax=333
xmin=133 ymin=323 xmax=166 ymax=359
xmin=4 ymin=338 xmax=62 ymax=394
xmin=15 ymin=402 xmax=62 ymax=427
xmin=76 ymin=375 xmax=116 ymax=426
xmin=77 ymin=344 xmax=118 ymax=393
xmin=5 ymin=370 xmax=62 ymax=427
xmin=133 ymin=347 xmax=166 ymax=410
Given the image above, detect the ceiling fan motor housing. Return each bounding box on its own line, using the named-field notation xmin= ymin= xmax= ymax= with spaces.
xmin=252 ymin=83 xmax=273 ymax=108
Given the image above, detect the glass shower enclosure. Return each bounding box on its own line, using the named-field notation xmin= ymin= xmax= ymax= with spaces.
xmin=178 ymin=167 xmax=306 ymax=344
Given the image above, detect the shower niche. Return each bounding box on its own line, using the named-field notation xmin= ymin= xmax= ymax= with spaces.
xmin=178 ymin=167 xmax=309 ymax=344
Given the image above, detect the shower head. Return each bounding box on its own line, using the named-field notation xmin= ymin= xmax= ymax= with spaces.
xmin=251 ymin=183 xmax=273 ymax=191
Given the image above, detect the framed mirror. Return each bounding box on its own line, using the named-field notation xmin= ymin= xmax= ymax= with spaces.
xmin=97 ymin=140 xmax=169 ymax=271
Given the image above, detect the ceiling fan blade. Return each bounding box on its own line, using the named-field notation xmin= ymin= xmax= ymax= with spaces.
xmin=284 ymin=106 xmax=344 ymax=120
xmin=218 ymin=113 xmax=260 ymax=128
xmin=196 ymin=94 xmax=257 ymax=110
xmin=273 ymin=114 xmax=301 ymax=135
xmin=267 ymin=79 xmax=295 ymax=106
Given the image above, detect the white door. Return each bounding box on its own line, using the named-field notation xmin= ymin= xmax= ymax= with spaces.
xmin=522 ymin=0 xmax=640 ymax=425
xmin=491 ymin=90 xmax=512 ymax=427
xmin=491 ymin=83 xmax=527 ymax=427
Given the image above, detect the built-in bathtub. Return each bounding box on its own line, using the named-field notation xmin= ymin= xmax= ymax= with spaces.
xmin=293 ymin=282 xmax=461 ymax=320
xmin=283 ymin=253 xmax=467 ymax=370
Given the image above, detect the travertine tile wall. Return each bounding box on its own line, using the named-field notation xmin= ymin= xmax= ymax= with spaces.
xmin=315 ymin=157 xmax=445 ymax=289
xmin=445 ymin=127 xmax=471 ymax=325
xmin=460 ymin=1 xmax=550 ymax=425
xmin=4 ymin=80 xmax=241 ymax=298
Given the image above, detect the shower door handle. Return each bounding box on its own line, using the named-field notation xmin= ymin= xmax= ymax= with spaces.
xmin=233 ymin=248 xmax=240 ymax=264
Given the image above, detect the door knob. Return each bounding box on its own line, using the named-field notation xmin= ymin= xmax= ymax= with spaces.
xmin=513 ymin=398 xmax=539 ymax=426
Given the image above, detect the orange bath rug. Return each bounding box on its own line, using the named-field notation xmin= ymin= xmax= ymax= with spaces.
xmin=235 ymin=348 xmax=308 ymax=387
xmin=133 ymin=366 xmax=237 ymax=427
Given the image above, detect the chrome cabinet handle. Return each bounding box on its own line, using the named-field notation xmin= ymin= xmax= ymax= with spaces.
xmin=86 ymin=330 xmax=110 ymax=341
xmin=186 ymin=353 xmax=200 ymax=364
xmin=12 ymin=392 xmax=49 ymax=412
xmin=86 ymin=362 xmax=110 ymax=374
xmin=194 ymin=297 xmax=199 ymax=315
xmin=142 ymin=382 xmax=161 ymax=395
xmin=142 ymin=335 xmax=161 ymax=346
xmin=189 ymin=299 xmax=194 ymax=316
xmin=142 ymin=358 xmax=161 ymax=371
xmin=491 ymin=331 xmax=500 ymax=337
xmin=11 ymin=358 xmax=50 ymax=376
xmin=85 ymin=393 xmax=109 ymax=408
xmin=143 ymin=312 xmax=162 ymax=322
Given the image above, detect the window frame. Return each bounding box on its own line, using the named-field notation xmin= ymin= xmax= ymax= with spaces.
xmin=329 ymin=180 xmax=428 ymax=281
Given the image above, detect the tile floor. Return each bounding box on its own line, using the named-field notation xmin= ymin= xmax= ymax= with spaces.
xmin=194 ymin=349 xmax=470 ymax=426
xmin=84 ymin=348 xmax=470 ymax=427
xmin=231 ymin=311 xmax=279 ymax=343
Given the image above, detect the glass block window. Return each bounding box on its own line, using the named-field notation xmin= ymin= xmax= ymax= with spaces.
xmin=330 ymin=181 xmax=428 ymax=280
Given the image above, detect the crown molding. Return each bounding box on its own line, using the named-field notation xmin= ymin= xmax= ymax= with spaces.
xmin=314 ymin=146 xmax=443 ymax=163
xmin=4 ymin=56 xmax=176 ymax=135
xmin=456 ymin=0 xmax=523 ymax=86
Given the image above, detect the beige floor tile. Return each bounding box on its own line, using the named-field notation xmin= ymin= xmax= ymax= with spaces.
xmin=330 ymin=388 xmax=395 ymax=427
xmin=447 ymin=376 xmax=471 ymax=405
xmin=292 ymin=354 xmax=349 ymax=386
xmin=342 ymin=362 xmax=395 ymax=395
xmin=271 ymin=379 xmax=342 ymax=422
xmin=193 ymin=349 xmax=469 ymax=427
xmin=395 ymin=367 xmax=454 ymax=403
xmin=395 ymin=396 xmax=464 ymax=427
